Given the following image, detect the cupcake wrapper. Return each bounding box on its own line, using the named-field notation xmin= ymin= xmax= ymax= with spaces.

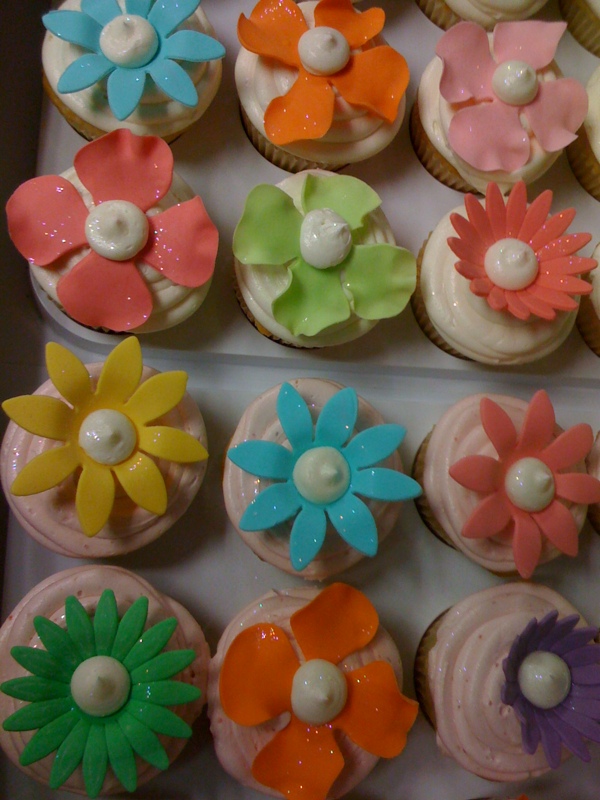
xmin=559 ymin=0 xmax=600 ymax=58
xmin=414 ymin=610 xmax=449 ymax=728
xmin=576 ymin=286 xmax=600 ymax=357
xmin=412 ymin=431 xmax=457 ymax=549
xmin=567 ymin=126 xmax=600 ymax=202
xmin=414 ymin=0 xmax=462 ymax=30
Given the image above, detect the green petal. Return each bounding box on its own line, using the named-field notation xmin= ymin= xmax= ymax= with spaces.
xmin=83 ymin=724 xmax=108 ymax=799
xmin=1 ymin=676 xmax=70 ymax=702
xmin=119 ymin=711 xmax=169 ymax=770
xmin=111 ymin=597 xmax=149 ymax=662
xmin=301 ymin=173 xmax=381 ymax=229
xmin=10 ymin=646 xmax=73 ymax=683
xmin=343 ymin=244 xmax=416 ymax=320
xmin=66 ymin=596 xmax=96 ymax=661
xmin=123 ymin=618 xmax=177 ymax=672
xmin=272 ymin=260 xmax=350 ymax=336
xmin=94 ymin=590 xmax=119 ymax=657
xmin=106 ymin=720 xmax=138 ymax=792
xmin=49 ymin=718 xmax=90 ymax=789
xmin=233 ymin=184 xmax=301 ymax=265
xmin=125 ymin=700 xmax=192 ymax=737
xmin=4 ymin=697 xmax=73 ymax=732
xmin=19 ymin=709 xmax=79 ymax=766
xmin=130 ymin=680 xmax=201 ymax=706
xmin=34 ymin=616 xmax=80 ymax=667
xmin=129 ymin=649 xmax=196 ymax=683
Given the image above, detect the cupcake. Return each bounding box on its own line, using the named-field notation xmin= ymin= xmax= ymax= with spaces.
xmin=415 ymin=582 xmax=600 ymax=781
xmin=1 ymin=337 xmax=208 ymax=558
xmin=415 ymin=0 xmax=549 ymax=31
xmin=6 ymin=128 xmax=219 ymax=335
xmin=0 ymin=564 xmax=209 ymax=797
xmin=568 ymin=66 xmax=600 ymax=202
xmin=559 ymin=0 xmax=600 ymax=58
xmin=233 ymin=170 xmax=417 ymax=348
xmin=235 ymin=0 xmax=410 ymax=172
xmin=414 ymin=390 xmax=600 ymax=578
xmin=208 ymin=582 xmax=418 ymax=800
xmin=412 ymin=181 xmax=596 ymax=365
xmin=410 ymin=20 xmax=588 ymax=194
xmin=42 ymin=0 xmax=225 ymax=142
xmin=224 ymin=379 xmax=421 ymax=580
xmin=585 ymin=429 xmax=600 ymax=532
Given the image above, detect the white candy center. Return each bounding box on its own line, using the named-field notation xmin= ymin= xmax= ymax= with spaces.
xmin=100 ymin=15 xmax=159 ymax=68
xmin=293 ymin=447 xmax=350 ymax=504
xmin=79 ymin=409 xmax=137 ymax=465
xmin=291 ymin=659 xmax=348 ymax=724
xmin=492 ymin=60 xmax=539 ymax=106
xmin=517 ymin=651 xmax=571 ymax=709
xmin=300 ymin=209 xmax=352 ymax=269
xmin=85 ymin=200 xmax=149 ymax=261
xmin=298 ymin=27 xmax=350 ymax=76
xmin=504 ymin=457 xmax=555 ymax=512
xmin=484 ymin=238 xmax=539 ymax=291
xmin=71 ymin=655 xmax=131 ymax=717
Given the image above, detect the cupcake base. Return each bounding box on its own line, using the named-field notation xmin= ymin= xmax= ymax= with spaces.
xmin=559 ymin=0 xmax=600 ymax=58
xmin=414 ymin=0 xmax=462 ymax=30
xmin=567 ymin=125 xmax=600 ymax=202
xmin=576 ymin=290 xmax=600 ymax=357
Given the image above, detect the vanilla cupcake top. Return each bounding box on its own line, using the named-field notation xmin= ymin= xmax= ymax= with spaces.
xmin=441 ymin=0 xmax=549 ymax=27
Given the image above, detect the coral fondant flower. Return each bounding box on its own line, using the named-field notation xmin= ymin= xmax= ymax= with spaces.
xmin=502 ymin=611 xmax=600 ymax=768
xmin=219 ymin=583 xmax=418 ymax=800
xmin=449 ymin=391 xmax=600 ymax=578
xmin=1 ymin=589 xmax=201 ymax=797
xmin=238 ymin=0 xmax=409 ymax=144
xmin=227 ymin=382 xmax=421 ymax=571
xmin=448 ymin=182 xmax=596 ymax=321
xmin=437 ymin=21 xmax=587 ymax=171
xmin=2 ymin=337 xmax=207 ymax=537
xmin=233 ymin=173 xmax=416 ymax=337
xmin=43 ymin=0 xmax=225 ymax=120
xmin=6 ymin=129 xmax=218 ymax=331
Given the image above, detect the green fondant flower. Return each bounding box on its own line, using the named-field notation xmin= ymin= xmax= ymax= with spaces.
xmin=1 ymin=590 xmax=200 ymax=797
xmin=233 ymin=173 xmax=416 ymax=337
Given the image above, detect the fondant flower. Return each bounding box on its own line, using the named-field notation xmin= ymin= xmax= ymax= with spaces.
xmin=448 ymin=181 xmax=595 ymax=321
xmin=238 ymin=0 xmax=409 ymax=144
xmin=2 ymin=337 xmax=207 ymax=537
xmin=219 ymin=583 xmax=418 ymax=800
xmin=43 ymin=0 xmax=225 ymax=120
xmin=227 ymin=382 xmax=421 ymax=571
xmin=436 ymin=21 xmax=587 ymax=172
xmin=449 ymin=391 xmax=600 ymax=578
xmin=1 ymin=589 xmax=201 ymax=797
xmin=6 ymin=129 xmax=218 ymax=331
xmin=233 ymin=173 xmax=416 ymax=337
xmin=502 ymin=611 xmax=600 ymax=769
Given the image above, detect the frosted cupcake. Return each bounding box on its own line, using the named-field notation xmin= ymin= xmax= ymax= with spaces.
xmin=6 ymin=129 xmax=219 ymax=335
xmin=0 ymin=564 xmax=209 ymax=797
xmin=415 ymin=0 xmax=549 ymax=30
xmin=235 ymin=0 xmax=409 ymax=171
xmin=568 ymin=66 xmax=600 ymax=202
xmin=559 ymin=0 xmax=600 ymax=58
xmin=1 ymin=337 xmax=208 ymax=558
xmin=233 ymin=170 xmax=417 ymax=348
xmin=42 ymin=0 xmax=225 ymax=141
xmin=411 ymin=20 xmax=588 ymax=194
xmin=208 ymin=582 xmax=418 ymax=800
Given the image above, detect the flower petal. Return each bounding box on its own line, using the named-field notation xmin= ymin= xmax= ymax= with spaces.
xmin=162 ymin=29 xmax=225 ymax=62
xmin=239 ymin=482 xmax=302 ymax=531
xmin=19 ymin=710 xmax=79 ymax=767
xmin=105 ymin=721 xmax=137 ymax=792
xmin=95 ymin=337 xmax=143 ymax=406
xmin=462 ymin=493 xmax=512 ymax=539
xmin=147 ymin=58 xmax=198 ymax=106
xmin=124 ymin=368 xmax=184 ymax=422
xmin=129 ymin=650 xmax=196 ymax=684
xmin=437 ymin=21 xmax=495 ymax=102
xmin=315 ymin=387 xmax=357 ymax=448
xmin=480 ymin=397 xmax=518 ymax=458
xmin=49 ymin=719 xmax=90 ymax=790
xmin=75 ymin=461 xmax=116 ymax=537
xmin=66 ymin=595 xmax=96 ymax=660
xmin=518 ymin=189 xmax=553 ymax=243
xmin=57 ymin=54 xmax=114 ymax=93
xmin=327 ymin=492 xmax=377 ymax=556
xmin=10 ymin=444 xmax=79 ymax=496
xmin=118 ymin=714 xmax=169 ymax=770
xmin=465 ymin=193 xmax=496 ymax=247
xmin=10 ymin=646 xmax=72 ymax=684
xmin=149 ymin=0 xmax=204 ymax=37
xmin=111 ymin=597 xmax=149 ymax=662
xmin=505 ymin=180 xmax=528 ymax=237
xmin=233 ymin=184 xmax=302 ymax=265
xmin=43 ymin=10 xmax=102 ymax=49
xmin=517 ymin=390 xmax=555 ymax=451
xmin=81 ymin=0 xmax=121 ymax=26
xmin=113 ymin=451 xmax=168 ymax=515
xmin=219 ymin=623 xmax=298 ymax=725
xmin=555 ymin=473 xmax=600 ymax=504
xmin=352 ymin=468 xmax=421 ymax=502
xmin=535 ymin=707 xmax=563 ymax=769
xmin=542 ymin=423 xmax=594 ymax=472
xmin=344 ymin=424 xmax=405 ymax=468
xmin=138 ymin=426 xmax=207 ymax=464
xmin=537 ymin=232 xmax=593 ymax=260
xmin=237 ymin=0 xmax=305 ymax=67
xmin=289 ymin=505 xmax=327 ymax=570
xmin=126 ymin=0 xmax=152 ymax=15
xmin=485 ymin=181 xmax=508 ymax=240
xmin=449 ymin=216 xmax=487 ymax=261
xmin=3 ymin=697 xmax=74 ymax=733
xmin=94 ymin=590 xmax=119 ymax=657
xmin=227 ymin=440 xmax=294 ymax=480
xmin=532 ymin=500 xmax=580 ymax=556
xmin=123 ymin=617 xmax=177 ymax=671
xmin=301 ymin=173 xmax=380 ymax=229
xmin=2 ymin=395 xmax=73 ymax=440
xmin=278 ymin=382 xmax=314 ymax=451
xmin=124 ymin=700 xmax=192 ymax=737
xmin=0 ymin=677 xmax=70 ymax=702
xmin=106 ymin=67 xmax=146 ymax=121
xmin=130 ymin=680 xmax=200 ymax=706
xmin=530 ymin=207 xmax=576 ymax=251
xmin=512 ymin=511 xmax=542 ymax=578
xmin=448 ymin=102 xmax=528 ymax=172
xmin=493 ymin=20 xmax=566 ymax=70
xmin=524 ymin=79 xmax=588 ymax=153
xmin=34 ymin=617 xmax=80 ymax=667
xmin=315 ymin=0 xmax=385 ymax=47
xmin=449 ymin=454 xmax=502 ymax=493
xmin=265 ymin=71 xmax=335 ymax=145
xmin=343 ymin=244 xmax=417 ymax=320
xmin=45 ymin=342 xmax=92 ymax=408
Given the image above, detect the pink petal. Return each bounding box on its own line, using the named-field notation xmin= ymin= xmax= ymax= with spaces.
xmin=504 ymin=290 xmax=530 ymax=319
xmin=464 ymin=194 xmax=496 ymax=247
xmin=470 ymin=277 xmax=494 ymax=295
xmin=488 ymin=285 xmax=509 ymax=310
xmin=532 ymin=500 xmax=579 ymax=556
xmin=518 ymin=190 xmax=552 ymax=243
xmin=492 ymin=21 xmax=567 ymax=70
xmin=536 ymin=274 xmax=592 ymax=294
xmin=512 ymin=511 xmax=542 ymax=579
xmin=448 ymin=216 xmax=487 ymax=261
xmin=448 ymin=103 xmax=528 ymax=172
xmin=485 ymin=181 xmax=508 ymax=240
xmin=518 ymin=291 xmax=556 ymax=320
xmin=142 ymin=197 xmax=218 ymax=288
xmin=542 ymin=423 xmax=594 ymax=472
xmin=524 ymin=79 xmax=588 ymax=153
xmin=449 ymin=454 xmax=501 ymax=492
xmin=447 ymin=235 xmax=486 ymax=265
xmin=454 ymin=260 xmax=483 ymax=280
xmin=529 ymin=208 xmax=576 ymax=251
xmin=518 ymin=390 xmax=555 ymax=451
xmin=480 ymin=397 xmax=517 ymax=458
xmin=527 ymin=284 xmax=579 ymax=311
xmin=56 ymin=252 xmax=152 ymax=331
xmin=462 ymin=492 xmax=513 ymax=539
xmin=74 ymin=129 xmax=174 ymax=211
xmin=505 ymin=181 xmax=528 ymax=238
xmin=7 ymin=176 xmax=88 ymax=266
xmin=540 ymin=255 xmax=596 ymax=276
xmin=537 ymin=232 xmax=592 ymax=260
xmin=555 ymin=473 xmax=600 ymax=505
xmin=437 ymin=22 xmax=495 ymax=103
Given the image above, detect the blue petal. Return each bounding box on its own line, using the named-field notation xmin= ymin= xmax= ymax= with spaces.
xmin=163 ymin=30 xmax=225 ymax=62
xmin=125 ymin=0 xmax=152 ymax=16
xmin=289 ymin=505 xmax=327 ymax=571
xmin=352 ymin=467 xmax=422 ymax=501
xmin=344 ymin=424 xmax=406 ymax=469
xmin=149 ymin=0 xmax=200 ymax=37
xmin=277 ymin=383 xmax=314 ymax=452
xmin=315 ymin=387 xmax=358 ymax=449
xmin=42 ymin=11 xmax=102 ymax=50
xmin=81 ymin=0 xmax=121 ymax=26
xmin=327 ymin=493 xmax=378 ymax=556
xmin=227 ymin=441 xmax=294 ymax=480
xmin=239 ymin=483 xmax=302 ymax=531
xmin=57 ymin=54 xmax=113 ymax=93
xmin=106 ymin=67 xmax=147 ymax=119
xmin=147 ymin=58 xmax=197 ymax=105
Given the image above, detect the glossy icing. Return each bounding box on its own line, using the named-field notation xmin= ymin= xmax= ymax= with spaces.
xmin=443 ymin=0 xmax=549 ymax=27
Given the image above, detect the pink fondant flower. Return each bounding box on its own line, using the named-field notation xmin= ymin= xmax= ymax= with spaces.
xmin=448 ymin=181 xmax=596 ymax=321
xmin=6 ymin=129 xmax=218 ymax=332
xmin=449 ymin=391 xmax=600 ymax=579
xmin=436 ymin=21 xmax=588 ymax=172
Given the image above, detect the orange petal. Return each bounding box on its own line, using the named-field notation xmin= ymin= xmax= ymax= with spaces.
xmin=252 ymin=715 xmax=344 ymax=800
xmin=238 ymin=0 xmax=305 ymax=67
xmin=265 ymin=71 xmax=335 ymax=144
xmin=315 ymin=0 xmax=385 ymax=49
xmin=219 ymin=623 xmax=298 ymax=726
xmin=331 ymin=48 xmax=409 ymax=123
xmin=290 ymin=583 xmax=379 ymax=663
xmin=335 ymin=661 xmax=418 ymax=757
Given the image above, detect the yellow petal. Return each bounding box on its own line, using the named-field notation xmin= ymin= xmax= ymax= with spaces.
xmin=95 ymin=337 xmax=143 ymax=406
xmin=10 ymin=444 xmax=79 ymax=495
xmin=113 ymin=452 xmax=167 ymax=515
xmin=2 ymin=396 xmax=74 ymax=440
xmin=138 ymin=426 xmax=208 ymax=463
xmin=45 ymin=342 xmax=92 ymax=407
xmin=76 ymin=462 xmax=116 ymax=536
xmin=124 ymin=372 xmax=187 ymax=424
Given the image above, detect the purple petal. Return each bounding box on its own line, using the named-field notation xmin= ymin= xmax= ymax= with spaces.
xmin=563 ymin=696 xmax=600 ymax=720
xmin=541 ymin=615 xmax=579 ymax=650
xmin=546 ymin=709 xmax=590 ymax=761
xmin=563 ymin=644 xmax=600 ymax=668
xmin=535 ymin=708 xmax=563 ymax=768
xmin=528 ymin=611 xmax=559 ymax=650
xmin=571 ymin=665 xmax=600 ymax=685
xmin=554 ymin=705 xmax=600 ymax=744
xmin=553 ymin=628 xmax=597 ymax=656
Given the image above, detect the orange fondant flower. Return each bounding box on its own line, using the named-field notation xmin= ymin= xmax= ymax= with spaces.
xmin=219 ymin=583 xmax=418 ymax=800
xmin=238 ymin=0 xmax=409 ymax=145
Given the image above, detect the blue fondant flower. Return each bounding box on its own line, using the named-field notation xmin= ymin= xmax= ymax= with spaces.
xmin=227 ymin=383 xmax=422 ymax=571
xmin=43 ymin=0 xmax=225 ymax=120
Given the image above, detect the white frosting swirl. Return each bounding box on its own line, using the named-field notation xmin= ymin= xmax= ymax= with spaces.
xmin=85 ymin=200 xmax=149 ymax=261
xmin=443 ymin=0 xmax=549 ymax=27
xmin=70 ymin=655 xmax=131 ymax=716
xmin=78 ymin=409 xmax=137 ymax=465
xmin=99 ymin=15 xmax=158 ymax=68
xmin=491 ymin=60 xmax=539 ymax=106
xmin=298 ymin=27 xmax=350 ymax=76
xmin=292 ymin=446 xmax=350 ymax=503
xmin=299 ymin=208 xmax=352 ymax=269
